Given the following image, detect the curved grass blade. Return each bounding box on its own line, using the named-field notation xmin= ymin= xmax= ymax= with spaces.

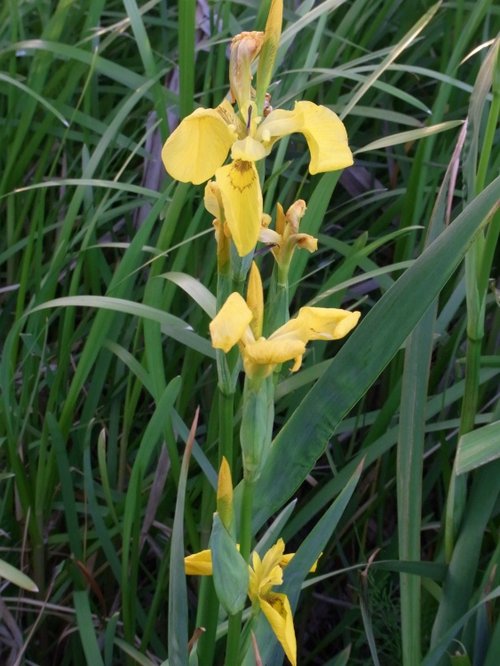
xmin=169 ymin=408 xmax=199 ymax=666
xmin=354 ymin=120 xmax=464 ymax=154
xmin=28 ymin=296 xmax=214 ymax=358
xmin=0 ymin=558 xmax=38 ymax=592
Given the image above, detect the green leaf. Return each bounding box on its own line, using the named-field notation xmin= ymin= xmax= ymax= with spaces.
xmin=161 ymin=272 xmax=216 ymax=318
xmin=423 ymin=587 xmax=500 ymax=666
xmin=248 ymin=174 xmax=499 ymax=530
xmin=354 ymin=120 xmax=464 ymax=154
xmin=168 ymin=408 xmax=197 ymax=666
xmin=456 ymin=420 xmax=500 ymax=474
xmin=210 ymin=514 xmax=249 ymax=615
xmin=28 ymin=296 xmax=214 ymax=358
xmin=0 ymin=558 xmax=38 ymax=592
xmin=74 ymin=591 xmax=105 ymax=666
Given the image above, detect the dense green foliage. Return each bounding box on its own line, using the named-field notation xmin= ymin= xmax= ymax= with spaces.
xmin=0 ymin=1 xmax=498 ymax=664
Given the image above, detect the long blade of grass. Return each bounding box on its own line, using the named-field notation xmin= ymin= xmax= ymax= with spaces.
xmin=397 ymin=119 xmax=468 ymax=666
xmin=73 ymin=590 xmax=105 ymax=666
xmin=169 ymin=408 xmax=199 ymax=666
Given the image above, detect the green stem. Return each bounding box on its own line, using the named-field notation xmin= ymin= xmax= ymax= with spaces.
xmin=239 ymin=479 xmax=254 ymax=561
xmin=459 ymin=335 xmax=481 ymax=436
xmin=225 ymin=611 xmax=243 ymax=666
xmin=195 ymin=577 xmax=220 ymax=666
xmin=224 ymin=479 xmax=254 ymax=665
xmin=218 ymin=389 xmax=235 ymax=473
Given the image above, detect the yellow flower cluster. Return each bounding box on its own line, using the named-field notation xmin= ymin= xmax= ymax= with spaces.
xmin=161 ymin=33 xmax=353 ymax=256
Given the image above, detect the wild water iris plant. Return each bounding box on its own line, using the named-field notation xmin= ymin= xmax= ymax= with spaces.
xmin=161 ymin=1 xmax=360 ymax=663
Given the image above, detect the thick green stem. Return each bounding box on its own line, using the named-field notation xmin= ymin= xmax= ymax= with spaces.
xmin=218 ymin=389 xmax=235 ymax=473
xmin=224 ymin=479 xmax=254 ymax=666
xmin=195 ymin=577 xmax=219 ymax=666
xmin=239 ymin=479 xmax=254 ymax=561
xmin=265 ymin=267 xmax=289 ymax=336
xmin=225 ymin=611 xmax=244 ymax=666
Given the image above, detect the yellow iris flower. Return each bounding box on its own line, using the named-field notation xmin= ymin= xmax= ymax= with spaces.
xmin=162 ymin=88 xmax=353 ymax=256
xmin=185 ymin=538 xmax=317 ymax=666
xmin=209 ymin=263 xmax=360 ymax=378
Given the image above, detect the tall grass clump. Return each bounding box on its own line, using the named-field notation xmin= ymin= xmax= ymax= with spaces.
xmin=0 ymin=1 xmax=498 ymax=665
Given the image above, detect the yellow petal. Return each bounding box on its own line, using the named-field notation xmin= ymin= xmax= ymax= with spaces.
xmin=285 ymin=199 xmax=307 ymax=233
xmin=259 ymin=227 xmax=281 ymax=245
xmin=162 ymin=108 xmax=236 ymax=185
xmin=294 ymin=101 xmax=353 ymax=173
xmin=249 ymin=540 xmax=285 ymax=601
xmin=276 ymin=202 xmax=286 ymax=236
xmin=215 ymin=160 xmax=263 ymax=256
xmin=231 ymin=136 xmax=268 ymax=162
xmin=244 ymin=337 xmax=306 ymax=369
xmin=293 ymin=233 xmax=318 ymax=253
xmin=185 ymin=549 xmax=213 ymax=576
xmin=257 ymin=101 xmax=353 ymax=174
xmin=209 ymin=292 xmax=253 ymax=352
xmin=247 ymin=262 xmax=264 ymax=339
xmin=259 ymin=592 xmax=297 ymax=666
xmin=295 ymin=307 xmax=361 ymax=340
xmin=204 ymin=181 xmax=224 ymax=219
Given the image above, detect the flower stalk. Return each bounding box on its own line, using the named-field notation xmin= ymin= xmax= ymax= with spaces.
xmin=160 ymin=1 xmax=359 ymax=662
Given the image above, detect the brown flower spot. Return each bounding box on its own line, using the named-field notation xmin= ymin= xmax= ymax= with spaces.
xmin=229 ymin=160 xmax=255 ymax=192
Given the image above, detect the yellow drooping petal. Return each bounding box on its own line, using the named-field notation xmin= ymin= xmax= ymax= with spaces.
xmin=257 ymin=101 xmax=353 ymax=174
xmin=293 ymin=233 xmax=318 ymax=253
xmin=295 ymin=307 xmax=361 ymax=340
xmin=244 ymin=338 xmax=306 ymax=377
xmin=259 ymin=592 xmax=297 ymax=666
xmin=162 ymin=108 xmax=236 ymax=185
xmin=209 ymin=292 xmax=253 ymax=352
xmin=295 ymin=101 xmax=353 ymax=173
xmin=185 ymin=549 xmax=213 ymax=576
xmin=216 ymin=160 xmax=263 ymax=256
xmin=245 ymin=338 xmax=306 ymax=366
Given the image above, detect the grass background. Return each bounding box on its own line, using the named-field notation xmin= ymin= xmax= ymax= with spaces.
xmin=0 ymin=0 xmax=498 ymax=664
